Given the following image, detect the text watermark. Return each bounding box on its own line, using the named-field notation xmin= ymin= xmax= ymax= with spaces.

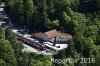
xmin=51 ymin=58 xmax=95 ymax=64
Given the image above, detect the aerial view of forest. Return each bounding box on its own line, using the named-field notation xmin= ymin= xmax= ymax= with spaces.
xmin=0 ymin=0 xmax=100 ymax=66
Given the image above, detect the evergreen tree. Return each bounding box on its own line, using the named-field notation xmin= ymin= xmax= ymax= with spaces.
xmin=0 ymin=28 xmax=5 ymax=39
xmin=0 ymin=39 xmax=16 ymax=66
xmin=23 ymin=0 xmax=36 ymax=27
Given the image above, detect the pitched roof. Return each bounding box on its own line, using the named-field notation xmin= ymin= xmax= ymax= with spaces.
xmin=45 ymin=29 xmax=60 ymax=39
xmin=33 ymin=32 xmax=45 ymax=40
xmin=32 ymin=29 xmax=60 ymax=41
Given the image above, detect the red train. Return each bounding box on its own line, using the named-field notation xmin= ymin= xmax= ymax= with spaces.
xmin=12 ymin=30 xmax=46 ymax=51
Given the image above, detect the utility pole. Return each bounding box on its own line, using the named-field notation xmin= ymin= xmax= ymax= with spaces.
xmin=53 ymin=37 xmax=57 ymax=46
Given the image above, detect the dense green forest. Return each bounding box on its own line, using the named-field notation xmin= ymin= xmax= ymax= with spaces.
xmin=0 ymin=0 xmax=100 ymax=66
